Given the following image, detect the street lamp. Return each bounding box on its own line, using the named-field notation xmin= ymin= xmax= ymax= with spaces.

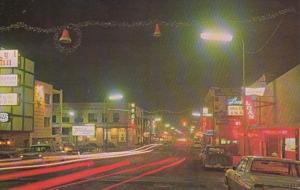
xmin=165 ymin=123 xmax=170 ymax=128
xmin=104 ymin=93 xmax=124 ymax=151
xmin=201 ymin=30 xmax=248 ymax=155
xmin=69 ymin=111 xmax=75 ymax=116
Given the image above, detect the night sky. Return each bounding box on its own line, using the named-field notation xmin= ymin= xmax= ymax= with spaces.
xmin=0 ymin=0 xmax=299 ymax=112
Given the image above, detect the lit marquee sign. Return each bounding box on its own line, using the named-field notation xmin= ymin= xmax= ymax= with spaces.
xmin=0 ymin=93 xmax=18 ymax=105
xmin=0 ymin=113 xmax=10 ymax=123
xmin=245 ymin=96 xmax=256 ymax=125
xmin=130 ymin=103 xmax=136 ymax=127
xmin=0 ymin=74 xmax=18 ymax=86
xmin=0 ymin=50 xmax=18 ymax=68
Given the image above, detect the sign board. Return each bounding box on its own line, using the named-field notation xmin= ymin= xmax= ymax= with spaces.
xmin=227 ymin=97 xmax=242 ymax=105
xmin=0 ymin=50 xmax=18 ymax=68
xmin=245 ymin=87 xmax=265 ymax=96
xmin=205 ymin=130 xmax=214 ymax=136
xmin=0 ymin=93 xmax=18 ymax=105
xmin=228 ymin=105 xmax=244 ymax=116
xmin=0 ymin=74 xmax=18 ymax=86
xmin=72 ymin=125 xmax=95 ymax=136
xmin=0 ymin=113 xmax=9 ymax=123
xmin=245 ymin=96 xmax=256 ymax=125
xmin=203 ymin=107 xmax=208 ymax=114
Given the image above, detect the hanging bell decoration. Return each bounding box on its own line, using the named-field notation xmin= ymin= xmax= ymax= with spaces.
xmin=59 ymin=28 xmax=72 ymax=44
xmin=153 ymin=23 xmax=161 ymax=37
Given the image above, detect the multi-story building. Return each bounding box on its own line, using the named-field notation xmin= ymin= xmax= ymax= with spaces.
xmin=52 ymin=102 xmax=146 ymax=147
xmin=29 ymin=80 xmax=62 ymax=146
xmin=202 ymin=87 xmax=244 ymax=155
xmin=0 ymin=50 xmax=35 ymax=148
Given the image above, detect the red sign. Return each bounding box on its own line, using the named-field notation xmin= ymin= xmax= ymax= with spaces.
xmin=245 ymin=96 xmax=256 ymax=125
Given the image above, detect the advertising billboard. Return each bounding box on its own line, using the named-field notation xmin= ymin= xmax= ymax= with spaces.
xmin=0 ymin=93 xmax=18 ymax=105
xmin=72 ymin=125 xmax=95 ymax=136
xmin=0 ymin=50 xmax=18 ymax=68
xmin=0 ymin=74 xmax=18 ymax=86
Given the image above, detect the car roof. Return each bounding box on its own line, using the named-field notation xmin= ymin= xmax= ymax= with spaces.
xmin=243 ymin=156 xmax=300 ymax=164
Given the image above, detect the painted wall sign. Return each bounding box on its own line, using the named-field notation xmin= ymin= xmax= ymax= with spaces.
xmin=0 ymin=93 xmax=18 ymax=105
xmin=0 ymin=113 xmax=9 ymax=123
xmin=0 ymin=50 xmax=18 ymax=68
xmin=0 ymin=74 xmax=18 ymax=86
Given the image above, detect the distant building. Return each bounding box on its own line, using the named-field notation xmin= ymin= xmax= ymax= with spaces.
xmin=52 ymin=102 xmax=146 ymax=147
xmin=0 ymin=50 xmax=35 ymax=148
xmin=30 ymin=80 xmax=62 ymax=145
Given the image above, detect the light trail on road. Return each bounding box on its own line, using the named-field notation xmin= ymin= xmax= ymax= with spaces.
xmin=0 ymin=160 xmax=95 ymax=181
xmin=102 ymin=157 xmax=186 ymax=190
xmin=9 ymin=160 xmax=131 ymax=190
xmin=0 ymin=144 xmax=161 ymax=171
xmin=51 ymin=156 xmax=176 ymax=190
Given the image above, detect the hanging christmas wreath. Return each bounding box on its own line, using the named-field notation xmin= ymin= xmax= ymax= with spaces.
xmin=53 ymin=26 xmax=82 ymax=54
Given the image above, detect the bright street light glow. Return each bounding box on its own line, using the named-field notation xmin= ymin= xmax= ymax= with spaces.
xmin=108 ymin=93 xmax=123 ymax=101
xmin=165 ymin=124 xmax=170 ymax=127
xmin=69 ymin=111 xmax=75 ymax=116
xmin=200 ymin=32 xmax=233 ymax=42
xmin=192 ymin=112 xmax=201 ymax=117
xmin=154 ymin=117 xmax=161 ymax=122
xmin=171 ymin=127 xmax=175 ymax=130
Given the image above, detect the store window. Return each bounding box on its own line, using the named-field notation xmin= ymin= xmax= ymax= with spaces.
xmin=52 ymin=115 xmax=56 ymax=123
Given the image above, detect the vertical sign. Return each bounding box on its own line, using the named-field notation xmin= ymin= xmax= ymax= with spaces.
xmin=245 ymin=96 xmax=256 ymax=125
xmin=0 ymin=50 xmax=18 ymax=68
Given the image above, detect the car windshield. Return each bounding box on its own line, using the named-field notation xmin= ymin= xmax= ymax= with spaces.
xmin=251 ymin=160 xmax=299 ymax=177
xmin=208 ymin=147 xmax=225 ymax=154
xmin=30 ymin=146 xmax=50 ymax=153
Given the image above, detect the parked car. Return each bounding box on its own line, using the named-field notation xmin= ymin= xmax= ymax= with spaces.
xmin=225 ymin=156 xmax=300 ymax=190
xmin=199 ymin=145 xmax=232 ymax=169
xmin=19 ymin=144 xmax=65 ymax=159
xmin=192 ymin=140 xmax=203 ymax=149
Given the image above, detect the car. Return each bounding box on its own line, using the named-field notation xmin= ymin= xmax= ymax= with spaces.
xmin=77 ymin=143 xmax=101 ymax=154
xmin=199 ymin=145 xmax=232 ymax=169
xmin=19 ymin=144 xmax=65 ymax=159
xmin=192 ymin=141 xmax=203 ymax=149
xmin=225 ymin=156 xmax=300 ymax=190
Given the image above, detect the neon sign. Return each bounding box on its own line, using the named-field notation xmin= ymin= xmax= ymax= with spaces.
xmin=227 ymin=97 xmax=242 ymax=105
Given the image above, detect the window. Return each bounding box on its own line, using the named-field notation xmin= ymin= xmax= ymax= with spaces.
xmin=102 ymin=113 xmax=107 ymax=123
xmin=62 ymin=128 xmax=71 ymax=135
xmin=113 ymin=113 xmax=120 ymax=122
xmin=236 ymin=159 xmax=248 ymax=172
xmin=52 ymin=115 xmax=56 ymax=123
xmin=44 ymin=117 xmax=50 ymax=127
xmin=75 ymin=116 xmax=83 ymax=123
xmin=62 ymin=117 xmax=70 ymax=123
xmin=251 ymin=160 xmax=295 ymax=177
xmin=45 ymin=94 xmax=51 ymax=104
xmin=88 ymin=113 xmax=97 ymax=122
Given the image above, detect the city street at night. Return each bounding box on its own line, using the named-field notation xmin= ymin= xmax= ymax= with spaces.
xmin=0 ymin=145 xmax=226 ymax=190
xmin=0 ymin=0 xmax=299 ymax=189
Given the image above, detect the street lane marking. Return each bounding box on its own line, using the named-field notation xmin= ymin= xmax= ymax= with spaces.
xmin=0 ymin=160 xmax=94 ymax=181
xmin=51 ymin=156 xmax=175 ymax=190
xmin=9 ymin=160 xmax=131 ymax=190
xmin=102 ymin=157 xmax=186 ymax=190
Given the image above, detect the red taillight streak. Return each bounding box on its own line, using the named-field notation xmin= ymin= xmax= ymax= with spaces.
xmin=50 ymin=157 xmax=175 ymax=190
xmin=102 ymin=157 xmax=186 ymax=190
xmin=10 ymin=160 xmax=130 ymax=190
xmin=0 ymin=161 xmax=94 ymax=181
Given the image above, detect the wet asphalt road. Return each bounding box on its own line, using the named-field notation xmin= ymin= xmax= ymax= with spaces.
xmin=0 ymin=145 xmax=227 ymax=190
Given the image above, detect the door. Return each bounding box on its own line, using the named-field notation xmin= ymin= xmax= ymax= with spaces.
xmin=230 ymin=158 xmax=248 ymax=190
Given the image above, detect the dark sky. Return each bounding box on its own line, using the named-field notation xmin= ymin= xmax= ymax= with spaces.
xmin=0 ymin=0 xmax=299 ymax=112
